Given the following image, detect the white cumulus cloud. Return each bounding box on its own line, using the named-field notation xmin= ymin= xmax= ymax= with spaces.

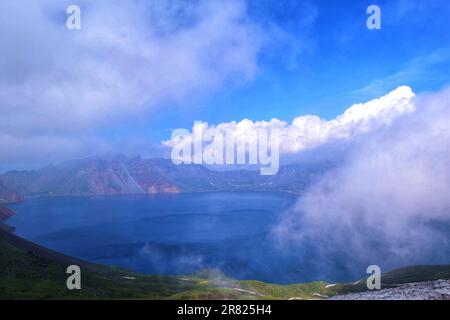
xmin=163 ymin=85 xmax=416 ymax=157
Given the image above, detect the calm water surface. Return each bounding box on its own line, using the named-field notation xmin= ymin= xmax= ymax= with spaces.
xmin=8 ymin=192 xmax=449 ymax=283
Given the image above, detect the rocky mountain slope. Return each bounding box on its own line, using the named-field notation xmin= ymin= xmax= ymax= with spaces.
xmin=0 ymin=180 xmax=23 ymax=204
xmin=0 ymin=204 xmax=16 ymax=233
xmin=330 ymin=280 xmax=450 ymax=300
xmin=0 ymin=204 xmax=15 ymax=221
xmin=0 ymin=155 xmax=332 ymax=197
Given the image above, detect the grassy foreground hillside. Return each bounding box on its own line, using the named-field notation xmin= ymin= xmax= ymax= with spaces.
xmin=1 ymin=229 xmax=450 ymax=300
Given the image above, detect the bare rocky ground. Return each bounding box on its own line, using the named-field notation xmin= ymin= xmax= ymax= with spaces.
xmin=330 ymin=280 xmax=450 ymax=300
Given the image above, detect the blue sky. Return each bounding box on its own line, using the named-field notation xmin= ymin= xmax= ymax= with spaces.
xmin=111 ymin=0 xmax=450 ymax=141
xmin=1 ymin=0 xmax=450 ymax=170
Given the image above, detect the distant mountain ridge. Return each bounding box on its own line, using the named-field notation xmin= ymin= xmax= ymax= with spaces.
xmin=0 ymin=155 xmax=333 ymax=198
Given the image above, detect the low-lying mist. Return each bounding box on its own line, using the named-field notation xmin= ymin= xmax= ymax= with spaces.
xmin=274 ymin=86 xmax=450 ymax=275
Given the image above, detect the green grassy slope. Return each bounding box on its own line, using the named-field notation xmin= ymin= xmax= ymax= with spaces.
xmin=0 ymin=236 xmax=196 ymax=299
xmin=1 ymin=229 xmax=450 ymax=300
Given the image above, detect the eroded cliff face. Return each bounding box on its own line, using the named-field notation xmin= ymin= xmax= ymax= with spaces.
xmin=0 ymin=155 xmax=332 ymax=198
xmin=0 ymin=180 xmax=23 ymax=204
xmin=0 ymin=156 xmax=182 ymax=197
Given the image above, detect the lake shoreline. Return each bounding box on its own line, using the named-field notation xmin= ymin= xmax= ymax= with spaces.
xmin=14 ymin=189 xmax=301 ymax=203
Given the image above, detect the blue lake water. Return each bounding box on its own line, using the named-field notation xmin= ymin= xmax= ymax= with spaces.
xmin=7 ymin=192 xmax=450 ymax=284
